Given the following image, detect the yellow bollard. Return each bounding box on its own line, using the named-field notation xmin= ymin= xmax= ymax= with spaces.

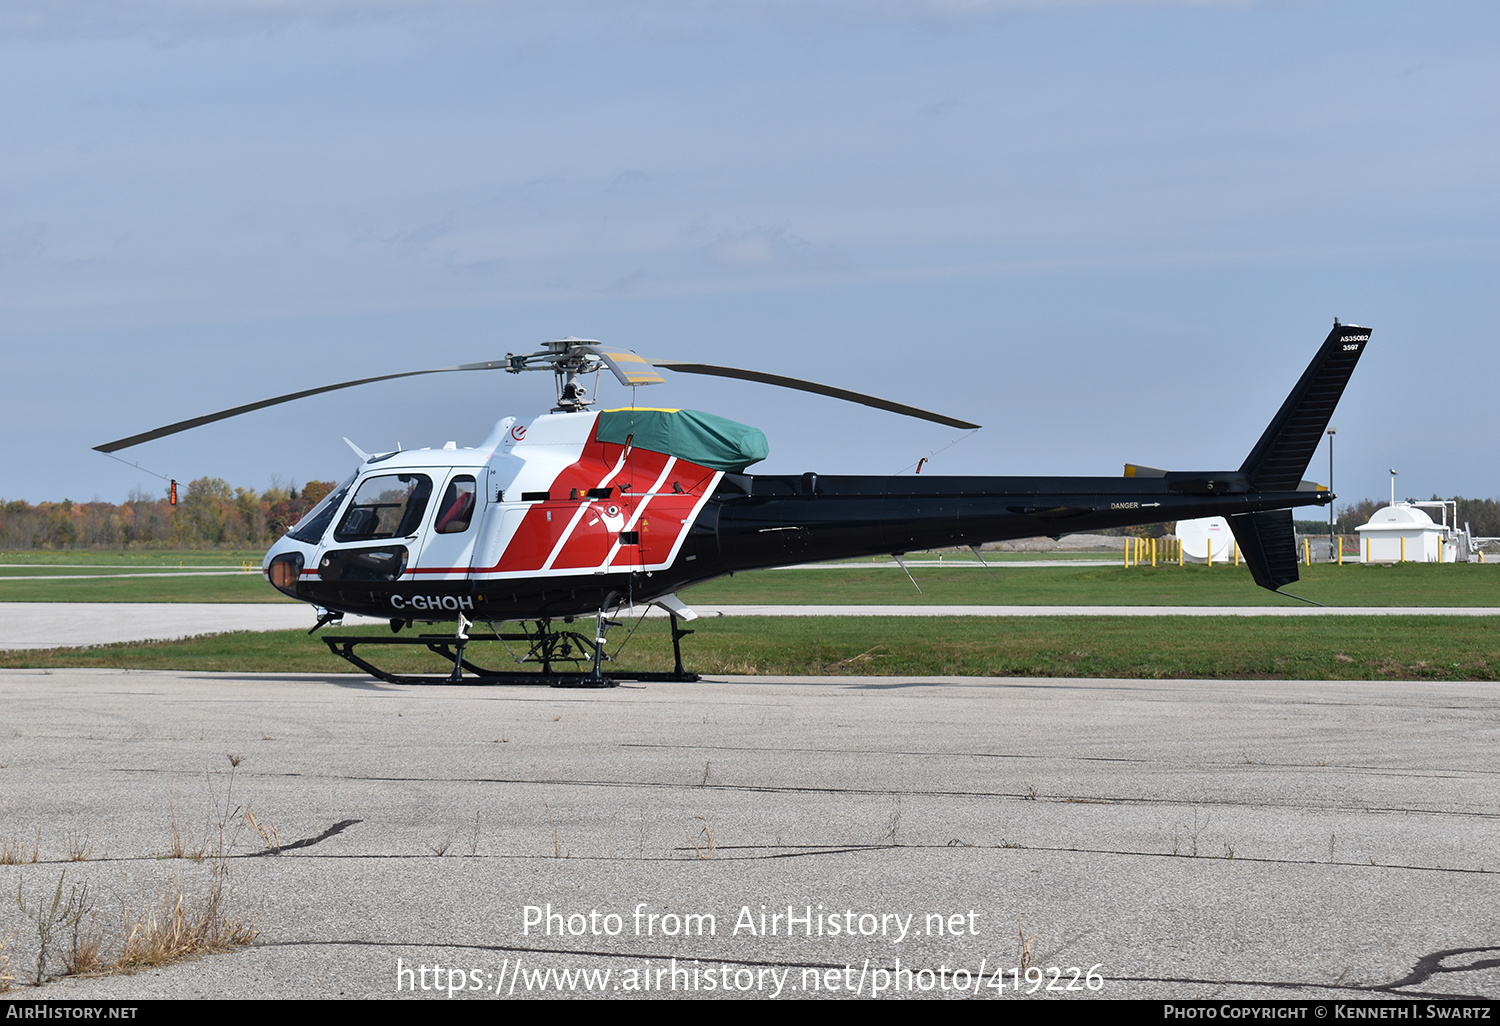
xmin=1400 ymin=536 xmax=1405 ymax=563
xmin=1234 ymin=541 xmax=1239 ymax=566
xmin=1151 ymin=537 xmax=1157 ymax=567
xmin=1365 ymin=537 xmax=1370 ymax=563
xmin=1304 ymin=537 xmax=1310 ymax=566
xmin=1124 ymin=539 xmax=1130 ymax=567
xmin=1207 ymin=540 xmax=1212 ymax=568
xmin=1337 ymin=536 xmax=1343 ymax=565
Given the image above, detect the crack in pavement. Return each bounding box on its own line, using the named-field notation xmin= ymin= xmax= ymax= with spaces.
xmin=245 ymin=818 xmax=363 ymax=857
xmin=1379 ymin=946 xmax=1500 ymax=991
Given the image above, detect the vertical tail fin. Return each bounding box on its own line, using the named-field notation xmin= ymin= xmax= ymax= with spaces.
xmin=1232 ymin=321 xmax=1370 ymax=592
xmin=1239 ymin=321 xmax=1370 ymax=492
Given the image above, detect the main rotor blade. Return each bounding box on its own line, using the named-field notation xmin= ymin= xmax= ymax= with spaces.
xmin=649 ymin=360 xmax=981 ymax=430
xmin=93 ymin=360 xmax=507 ymax=453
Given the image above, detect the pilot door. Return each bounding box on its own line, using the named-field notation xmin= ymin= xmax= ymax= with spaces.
xmin=311 ymin=470 xmax=434 ymax=584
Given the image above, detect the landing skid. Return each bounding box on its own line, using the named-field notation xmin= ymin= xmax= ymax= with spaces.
xmin=321 ymin=612 xmax=700 ymax=688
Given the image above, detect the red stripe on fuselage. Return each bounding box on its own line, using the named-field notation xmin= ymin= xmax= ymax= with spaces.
xmin=609 ymin=462 xmax=719 ymax=568
xmin=547 ymin=447 xmax=670 ymax=570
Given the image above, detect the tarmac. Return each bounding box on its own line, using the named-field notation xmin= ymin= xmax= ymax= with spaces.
xmin=0 ymin=667 xmax=1495 ymax=1001
xmin=5 ymin=602 xmax=1500 ymax=650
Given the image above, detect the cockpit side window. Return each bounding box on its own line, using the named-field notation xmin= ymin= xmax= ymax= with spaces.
xmin=334 ymin=473 xmax=433 ymax=542
xmin=435 ymin=476 xmax=477 ymax=534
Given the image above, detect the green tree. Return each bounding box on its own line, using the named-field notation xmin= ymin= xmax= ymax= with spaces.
xmin=178 ymin=478 xmax=235 ymax=547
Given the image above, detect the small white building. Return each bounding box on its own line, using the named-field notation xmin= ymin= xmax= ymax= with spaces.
xmin=1355 ymin=502 xmax=1459 ymax=562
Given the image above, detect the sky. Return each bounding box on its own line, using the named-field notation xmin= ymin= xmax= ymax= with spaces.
xmin=3 ymin=0 xmax=1496 ymax=512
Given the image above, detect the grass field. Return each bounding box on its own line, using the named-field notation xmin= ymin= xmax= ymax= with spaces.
xmin=3 ymin=613 xmax=1496 ymax=680
xmin=3 ymin=548 xmax=1495 ymax=680
xmin=683 ymin=560 xmax=1500 ymax=606
xmin=0 ymin=549 xmax=1495 ymax=606
xmin=0 ymin=550 xmax=285 ymax=602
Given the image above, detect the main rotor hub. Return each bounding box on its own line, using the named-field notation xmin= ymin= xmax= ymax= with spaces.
xmin=505 ymin=337 xmax=607 ymax=413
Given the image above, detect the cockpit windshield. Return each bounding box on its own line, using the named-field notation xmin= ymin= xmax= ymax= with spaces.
xmin=287 ymin=471 xmax=357 ymax=544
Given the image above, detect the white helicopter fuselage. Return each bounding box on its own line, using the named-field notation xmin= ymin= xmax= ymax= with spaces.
xmin=263 ymin=408 xmax=727 ymax=621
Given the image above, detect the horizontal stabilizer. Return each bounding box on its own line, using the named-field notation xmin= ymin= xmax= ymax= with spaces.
xmin=1228 ymin=509 xmax=1299 ymax=592
xmin=654 ymin=593 xmax=699 ymax=621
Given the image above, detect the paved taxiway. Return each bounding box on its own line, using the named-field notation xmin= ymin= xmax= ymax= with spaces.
xmin=6 ymin=602 xmax=1500 ymax=650
xmin=1 ymin=668 xmax=1494 ymax=1000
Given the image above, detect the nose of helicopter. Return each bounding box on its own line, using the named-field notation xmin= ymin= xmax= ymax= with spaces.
xmin=263 ymin=533 xmax=317 ymax=594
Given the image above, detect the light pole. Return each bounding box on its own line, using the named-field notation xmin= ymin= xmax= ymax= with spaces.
xmin=1327 ymin=427 xmax=1336 ymax=561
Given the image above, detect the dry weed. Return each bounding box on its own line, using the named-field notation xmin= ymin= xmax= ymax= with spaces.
xmin=829 ymin=646 xmax=887 ymax=669
xmin=544 ymin=802 xmax=568 ymax=858
xmin=164 ymin=781 xmax=206 ymax=861
xmin=688 ymin=818 xmax=716 ymax=859
xmin=114 ymin=872 xmax=257 ymax=972
xmin=1018 ymin=919 xmax=1036 ymax=974
xmin=65 ymin=830 xmax=95 ymax=863
xmin=0 ymin=829 xmax=41 ymax=866
xmin=467 ymin=812 xmax=481 ymax=857
xmin=16 ymin=871 xmax=91 ymax=984
xmin=240 ymin=810 xmax=281 ymax=854
xmin=63 ymin=921 xmax=106 ymax=978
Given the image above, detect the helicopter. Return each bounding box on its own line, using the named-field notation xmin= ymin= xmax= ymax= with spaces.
xmin=96 ymin=321 xmax=1369 ymax=686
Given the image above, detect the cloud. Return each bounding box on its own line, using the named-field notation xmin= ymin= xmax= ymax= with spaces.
xmin=702 ymin=227 xmax=806 ymax=268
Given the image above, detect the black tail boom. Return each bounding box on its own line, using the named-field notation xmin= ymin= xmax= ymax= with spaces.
xmin=700 ymin=322 xmax=1368 ymax=596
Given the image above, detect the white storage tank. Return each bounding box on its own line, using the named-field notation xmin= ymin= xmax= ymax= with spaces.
xmin=1175 ymin=516 xmax=1237 ymax=563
